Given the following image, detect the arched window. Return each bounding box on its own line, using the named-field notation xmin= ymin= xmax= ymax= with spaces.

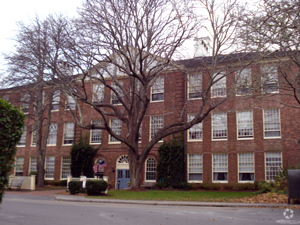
xmin=145 ymin=158 xmax=156 ymax=181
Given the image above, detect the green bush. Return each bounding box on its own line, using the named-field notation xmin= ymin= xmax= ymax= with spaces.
xmin=85 ymin=180 xmax=108 ymax=196
xmin=68 ymin=181 xmax=83 ymax=195
xmin=171 ymin=182 xmax=191 ymax=190
xmin=0 ymin=99 xmax=25 ymax=203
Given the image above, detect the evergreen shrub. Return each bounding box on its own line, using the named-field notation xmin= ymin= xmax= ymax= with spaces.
xmin=85 ymin=180 xmax=108 ymax=196
xmin=68 ymin=181 xmax=83 ymax=195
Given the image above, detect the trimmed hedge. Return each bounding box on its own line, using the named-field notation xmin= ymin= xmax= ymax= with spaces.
xmin=86 ymin=180 xmax=108 ymax=196
xmin=68 ymin=181 xmax=83 ymax=195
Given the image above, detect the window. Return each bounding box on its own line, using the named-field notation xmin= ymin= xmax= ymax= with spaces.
xmin=109 ymin=119 xmax=122 ymax=143
xmin=30 ymin=157 xmax=37 ymax=173
xmin=212 ymin=112 xmax=227 ymax=140
xmin=61 ymin=156 xmax=71 ymax=179
xmin=45 ymin=156 xmax=55 ymax=179
xmin=150 ymin=116 xmax=163 ymax=140
xmin=265 ymin=152 xmax=282 ymax=181
xmin=188 ymin=154 xmax=203 ymax=182
xmin=47 ymin=123 xmax=58 ymax=145
xmin=15 ymin=157 xmax=24 ymax=176
xmin=211 ymin=72 xmax=226 ymax=98
xmin=236 ymin=68 xmax=251 ymax=95
xmin=188 ymin=74 xmax=202 ymax=99
xmin=213 ymin=154 xmax=228 ymax=182
xmin=188 ymin=114 xmax=202 ymax=141
xmin=52 ymin=90 xmax=61 ymax=111
xmin=18 ymin=126 xmax=27 ymax=146
xmin=263 ymin=109 xmax=281 ymax=138
xmin=21 ymin=93 xmax=30 ymax=113
xmin=90 ymin=120 xmax=102 ymax=144
xmin=93 ymin=83 xmax=104 ymax=103
xmin=151 ymin=76 xmax=164 ymax=101
xmin=63 ymin=122 xmax=74 ymax=145
xmin=31 ymin=126 xmax=37 ymax=146
xmin=237 ymin=111 xmax=253 ymax=139
xmin=66 ymin=95 xmax=76 ymax=110
xmin=145 ymin=158 xmax=156 ymax=181
xmin=111 ymin=81 xmax=123 ymax=105
xmin=261 ymin=65 xmax=278 ymax=93
xmin=238 ymin=153 xmax=254 ymax=182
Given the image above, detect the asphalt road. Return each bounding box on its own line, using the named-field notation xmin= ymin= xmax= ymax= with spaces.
xmin=1 ymin=194 xmax=300 ymax=225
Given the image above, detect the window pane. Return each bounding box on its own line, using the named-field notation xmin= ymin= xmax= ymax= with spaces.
xmin=264 ymin=109 xmax=280 ymax=138
xmin=15 ymin=157 xmax=24 ymax=176
xmin=212 ymin=113 xmax=227 ymax=139
xmin=213 ymin=154 xmax=228 ymax=182
xmin=150 ymin=116 xmax=163 ymax=140
xmin=236 ymin=68 xmax=251 ymax=95
xmin=152 ymin=77 xmax=164 ymax=101
xmin=48 ymin=124 xmax=58 ymax=145
xmin=30 ymin=157 xmax=37 ymax=173
xmin=237 ymin=111 xmax=253 ymax=138
xmin=91 ymin=120 xmax=102 ymax=144
xmin=110 ymin=119 xmax=121 ymax=143
xmin=62 ymin=156 xmax=71 ymax=179
xmin=45 ymin=156 xmax=55 ymax=179
xmin=212 ymin=72 xmax=226 ymax=97
xmin=188 ymin=154 xmax=203 ymax=182
xmin=238 ymin=153 xmax=254 ymax=182
xmin=146 ymin=158 xmax=156 ymax=181
xmin=52 ymin=90 xmax=61 ymax=111
xmin=18 ymin=126 xmax=27 ymax=146
xmin=261 ymin=65 xmax=278 ymax=93
xmin=64 ymin=123 xmax=74 ymax=145
xmin=265 ymin=152 xmax=282 ymax=181
xmin=189 ymin=74 xmax=202 ymax=99
xmin=188 ymin=115 xmax=202 ymax=140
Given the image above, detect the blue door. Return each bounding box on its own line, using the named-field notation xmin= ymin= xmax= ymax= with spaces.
xmin=117 ymin=169 xmax=130 ymax=189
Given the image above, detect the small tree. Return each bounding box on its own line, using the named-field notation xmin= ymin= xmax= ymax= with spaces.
xmin=0 ymin=99 xmax=25 ymax=203
xmin=70 ymin=136 xmax=98 ymax=177
xmin=156 ymin=136 xmax=185 ymax=188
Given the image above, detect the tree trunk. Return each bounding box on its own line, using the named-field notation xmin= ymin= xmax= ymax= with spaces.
xmin=128 ymin=150 xmax=144 ymax=190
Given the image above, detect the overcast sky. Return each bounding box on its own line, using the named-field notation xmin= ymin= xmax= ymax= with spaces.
xmin=0 ymin=0 xmax=83 ymax=74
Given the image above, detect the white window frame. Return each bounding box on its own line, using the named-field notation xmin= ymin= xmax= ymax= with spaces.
xmin=188 ymin=114 xmax=202 ymax=141
xmin=211 ymin=72 xmax=226 ymax=98
xmin=90 ymin=120 xmax=102 ymax=144
xmin=263 ymin=109 xmax=281 ymax=139
xmin=21 ymin=93 xmax=30 ymax=114
xmin=212 ymin=112 xmax=227 ymax=140
xmin=45 ymin=156 xmax=55 ymax=180
xmin=236 ymin=68 xmax=252 ymax=96
xmin=31 ymin=126 xmax=37 ymax=146
xmin=265 ymin=152 xmax=282 ymax=181
xmin=111 ymin=81 xmax=123 ymax=105
xmin=109 ymin=118 xmax=122 ymax=144
xmin=150 ymin=115 xmax=163 ymax=141
xmin=238 ymin=153 xmax=255 ymax=183
xmin=188 ymin=73 xmax=202 ymax=99
xmin=145 ymin=158 xmax=156 ymax=182
xmin=237 ymin=111 xmax=254 ymax=139
xmin=51 ymin=90 xmax=61 ymax=111
xmin=29 ymin=157 xmax=37 ymax=174
xmin=15 ymin=157 xmax=24 ymax=176
xmin=63 ymin=122 xmax=74 ymax=145
xmin=18 ymin=126 xmax=27 ymax=147
xmin=93 ymin=83 xmax=104 ymax=103
xmin=61 ymin=156 xmax=71 ymax=179
xmin=47 ymin=123 xmax=58 ymax=146
xmin=65 ymin=95 xmax=76 ymax=110
xmin=151 ymin=76 xmax=164 ymax=102
xmin=212 ymin=154 xmax=228 ymax=183
xmin=188 ymin=154 xmax=203 ymax=183
xmin=261 ymin=65 xmax=279 ymax=93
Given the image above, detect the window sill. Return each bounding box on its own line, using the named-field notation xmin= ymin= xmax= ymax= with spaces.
xmin=187 ymin=139 xmax=203 ymax=142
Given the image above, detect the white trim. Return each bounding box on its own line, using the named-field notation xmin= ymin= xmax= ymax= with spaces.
xmin=263 ymin=108 xmax=281 ymax=139
xmin=236 ymin=110 xmax=254 ymax=140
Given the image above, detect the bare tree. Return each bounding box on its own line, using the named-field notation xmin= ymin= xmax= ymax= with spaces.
xmin=57 ymin=0 xmax=247 ymax=189
xmin=2 ymin=15 xmax=71 ymax=186
xmin=239 ymin=0 xmax=300 ymax=107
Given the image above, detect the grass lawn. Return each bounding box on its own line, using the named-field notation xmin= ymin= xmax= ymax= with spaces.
xmin=87 ymin=190 xmax=256 ymax=202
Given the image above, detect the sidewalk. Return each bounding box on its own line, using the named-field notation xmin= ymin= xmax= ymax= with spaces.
xmin=5 ymin=189 xmax=292 ymax=208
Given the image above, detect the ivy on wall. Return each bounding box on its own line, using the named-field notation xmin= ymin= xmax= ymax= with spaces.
xmin=70 ymin=136 xmax=98 ymax=177
xmin=156 ymin=135 xmax=185 ymax=188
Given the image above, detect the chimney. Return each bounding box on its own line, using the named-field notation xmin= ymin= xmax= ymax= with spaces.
xmin=194 ymin=36 xmax=211 ymax=57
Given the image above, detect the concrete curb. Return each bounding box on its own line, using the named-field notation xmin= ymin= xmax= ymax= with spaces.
xmin=55 ymin=195 xmax=288 ymax=208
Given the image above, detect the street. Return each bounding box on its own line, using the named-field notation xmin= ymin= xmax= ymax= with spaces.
xmin=1 ymin=194 xmax=300 ymax=225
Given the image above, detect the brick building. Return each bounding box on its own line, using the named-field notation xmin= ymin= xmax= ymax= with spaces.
xmin=2 ymin=52 xmax=300 ymax=189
